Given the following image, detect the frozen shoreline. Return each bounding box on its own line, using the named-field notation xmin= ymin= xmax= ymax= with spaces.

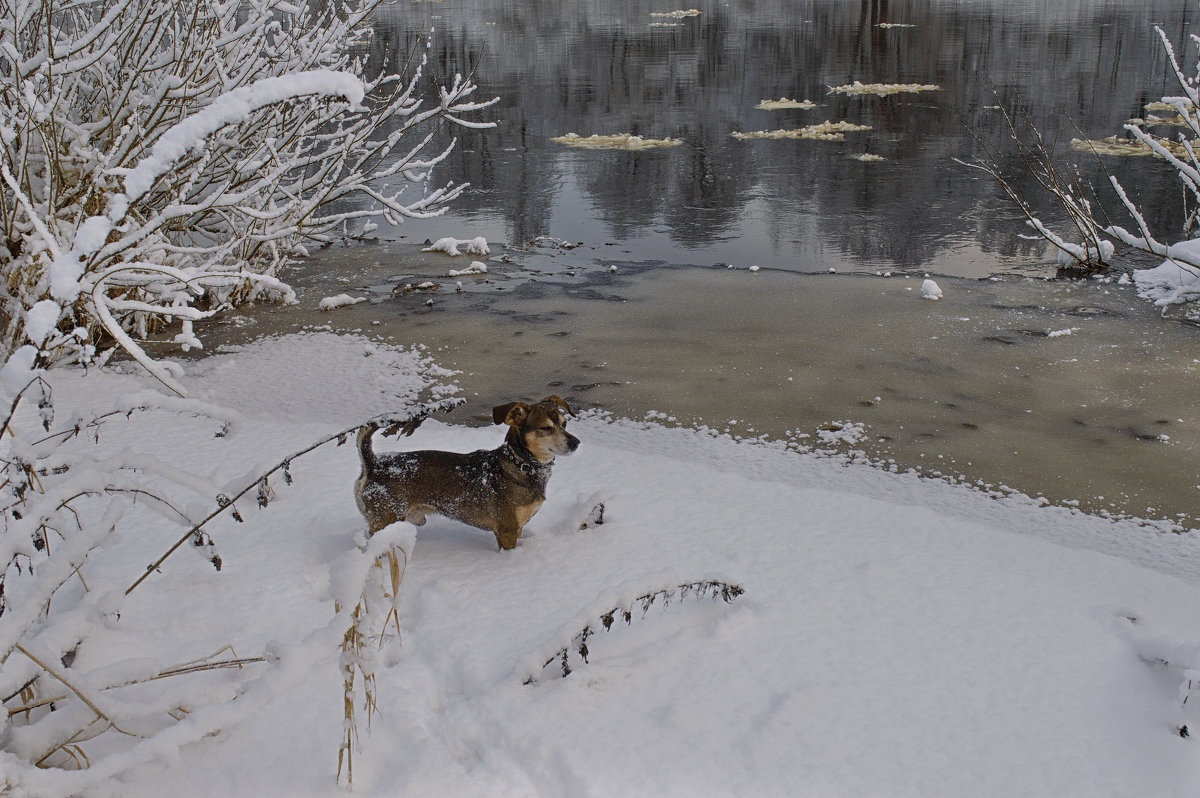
xmin=208 ymin=245 xmax=1200 ymax=532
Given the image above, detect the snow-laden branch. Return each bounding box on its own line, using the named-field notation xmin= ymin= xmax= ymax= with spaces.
xmin=119 ymin=72 xmax=365 ymax=204
xmin=1154 ymin=27 xmax=1200 ymax=109
xmin=2 ymin=0 xmax=496 ymax=382
xmin=49 ymin=71 xmax=364 ymax=310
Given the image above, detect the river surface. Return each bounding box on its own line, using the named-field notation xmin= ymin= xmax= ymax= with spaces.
xmin=205 ymin=0 xmax=1199 ymax=529
xmin=358 ymin=0 xmax=1195 ymax=275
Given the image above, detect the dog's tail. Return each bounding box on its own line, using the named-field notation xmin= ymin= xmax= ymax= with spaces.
xmin=357 ymin=422 xmax=381 ymax=475
xmin=357 ymin=398 xmax=467 ymax=475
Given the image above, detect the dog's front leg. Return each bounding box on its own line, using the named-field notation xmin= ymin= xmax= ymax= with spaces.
xmin=494 ymin=521 xmax=521 ymax=551
xmin=495 ymin=500 xmax=543 ymax=550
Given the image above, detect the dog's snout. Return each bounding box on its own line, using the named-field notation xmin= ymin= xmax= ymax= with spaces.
xmin=567 ymin=433 xmax=580 ymax=452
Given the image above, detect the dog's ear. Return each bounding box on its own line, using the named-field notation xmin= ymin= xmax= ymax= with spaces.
xmin=492 ymin=402 xmax=529 ymax=427
xmin=540 ymin=395 xmax=574 ymax=417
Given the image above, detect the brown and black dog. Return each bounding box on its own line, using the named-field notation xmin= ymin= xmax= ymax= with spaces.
xmin=355 ymin=396 xmax=579 ymax=549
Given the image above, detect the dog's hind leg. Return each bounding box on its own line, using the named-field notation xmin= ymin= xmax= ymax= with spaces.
xmin=357 ymin=478 xmax=406 ymax=537
xmin=366 ymin=507 xmax=398 ymax=536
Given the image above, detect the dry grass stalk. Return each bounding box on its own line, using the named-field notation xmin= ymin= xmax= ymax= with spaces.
xmin=524 ymin=579 xmax=745 ymax=684
xmin=13 ymin=644 xmax=132 ymax=736
xmin=4 ymin=645 xmax=267 ymax=768
xmin=337 ymin=544 xmax=409 ymax=786
xmin=5 ymin=651 xmax=266 ymax=718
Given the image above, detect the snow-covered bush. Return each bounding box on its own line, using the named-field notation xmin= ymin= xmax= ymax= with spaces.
xmin=1 ymin=0 xmax=495 ymax=393
xmin=0 ymin=375 xmax=460 ymax=786
xmin=963 ymin=24 xmax=1200 ymax=299
xmin=0 ymin=0 xmax=494 ymax=785
xmin=1132 ymin=238 xmax=1200 ymax=308
xmin=960 ymin=104 xmax=1117 ymax=273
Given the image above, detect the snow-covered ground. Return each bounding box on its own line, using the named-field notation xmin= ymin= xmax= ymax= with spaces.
xmin=6 ymin=332 xmax=1200 ymax=796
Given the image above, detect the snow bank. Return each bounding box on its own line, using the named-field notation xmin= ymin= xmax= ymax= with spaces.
xmin=422 ymin=237 xmax=489 ymax=257
xmin=317 ymin=293 xmax=367 ymax=311
xmin=1133 ymin=239 xmax=1200 ymax=308
xmin=184 ymin=332 xmax=455 ymax=421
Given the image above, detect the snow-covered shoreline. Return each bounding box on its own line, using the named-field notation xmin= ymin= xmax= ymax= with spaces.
xmin=1132 ymin=239 xmax=1200 ymax=311
xmin=5 ymin=331 xmax=1200 ymax=796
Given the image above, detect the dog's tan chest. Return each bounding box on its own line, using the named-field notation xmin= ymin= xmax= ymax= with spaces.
xmin=513 ymin=500 xmax=544 ymax=528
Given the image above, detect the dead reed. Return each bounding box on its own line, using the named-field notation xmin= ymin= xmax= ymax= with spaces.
xmin=524 ymin=579 xmax=745 ymax=684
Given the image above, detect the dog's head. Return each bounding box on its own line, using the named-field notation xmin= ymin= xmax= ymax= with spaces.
xmin=492 ymin=395 xmax=580 ymax=464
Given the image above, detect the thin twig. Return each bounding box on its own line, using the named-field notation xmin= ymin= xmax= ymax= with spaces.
xmin=14 ymin=643 xmax=137 ymax=737
xmin=125 ymin=398 xmax=462 ymax=595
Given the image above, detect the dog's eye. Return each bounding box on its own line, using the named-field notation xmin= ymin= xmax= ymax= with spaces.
xmin=539 ymin=425 xmax=554 ymax=434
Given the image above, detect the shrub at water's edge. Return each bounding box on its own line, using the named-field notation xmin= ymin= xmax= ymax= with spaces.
xmin=0 ymin=0 xmax=496 ymax=393
xmin=961 ymin=24 xmax=1200 ymax=306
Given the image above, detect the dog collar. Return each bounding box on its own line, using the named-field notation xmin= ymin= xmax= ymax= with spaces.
xmin=505 ymin=444 xmax=552 ymax=476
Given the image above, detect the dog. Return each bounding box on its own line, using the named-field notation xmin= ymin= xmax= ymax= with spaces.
xmin=355 ymin=396 xmax=579 ymax=549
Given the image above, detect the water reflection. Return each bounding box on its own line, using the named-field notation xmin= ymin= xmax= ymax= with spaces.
xmin=361 ymin=0 xmax=1192 ymax=275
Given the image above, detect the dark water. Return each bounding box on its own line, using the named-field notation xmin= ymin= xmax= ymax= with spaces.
xmin=360 ymin=0 xmax=1194 ymax=276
